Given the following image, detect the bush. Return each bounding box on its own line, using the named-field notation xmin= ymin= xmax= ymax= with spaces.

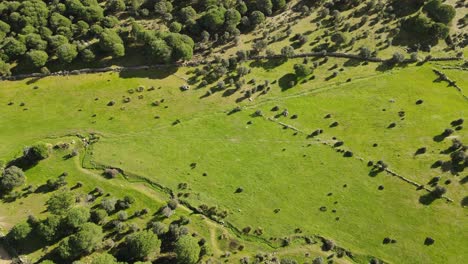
xmin=391 ymin=52 xmax=405 ymax=63
xmin=294 ymin=64 xmax=312 ymax=77
xmin=1 ymin=166 xmax=25 ymax=192
xmin=26 ymin=143 xmax=50 ymax=161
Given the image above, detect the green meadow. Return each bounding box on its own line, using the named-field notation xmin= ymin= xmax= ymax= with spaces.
xmin=0 ymin=58 xmax=466 ymax=263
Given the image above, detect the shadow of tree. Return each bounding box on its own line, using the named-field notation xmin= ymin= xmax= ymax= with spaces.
xmin=279 ymin=73 xmax=297 ymax=91
xmin=419 ymin=192 xmax=438 ymax=205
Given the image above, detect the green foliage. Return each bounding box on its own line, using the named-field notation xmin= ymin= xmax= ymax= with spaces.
xmin=272 ymin=0 xmax=287 ymax=11
xmin=8 ymin=222 xmax=31 ymax=243
xmin=46 ymin=189 xmax=75 ymax=215
xmin=126 ymin=230 xmax=161 ymax=261
xmin=101 ymin=197 xmax=117 ymax=213
xmin=179 ymin=6 xmax=196 ymax=23
xmin=2 ymin=37 xmax=27 ymax=58
xmin=80 ymin=48 xmax=95 ymax=62
xmin=18 ymin=0 xmax=49 ymax=28
xmin=58 ymin=223 xmax=103 ymax=259
xmin=0 ymin=59 xmax=11 ymax=76
xmin=202 ymin=7 xmax=226 ymax=32
xmin=331 ymin=31 xmax=348 ymax=45
xmin=154 ymin=0 xmax=173 ymax=16
xmin=400 ymin=15 xmax=449 ymax=45
xmin=250 ymin=11 xmax=265 ymax=27
xmin=39 ymin=261 xmax=55 ymax=264
xmin=56 ymin=43 xmax=78 ymax=63
xmin=1 ymin=166 xmax=25 ymax=191
xmin=225 ymin=8 xmax=241 ymax=28
xmin=26 ymin=50 xmax=48 ymax=68
xmin=49 ymin=12 xmax=72 ymax=31
xmin=106 ymin=0 xmax=126 ymax=12
xmin=64 ymin=207 xmax=90 ymax=229
xmin=175 ymin=235 xmax=201 ymax=264
xmin=48 ymin=35 xmax=69 ymax=50
xmin=25 ymin=33 xmax=47 ymax=50
xmin=90 ymin=253 xmax=119 ymax=264
xmin=423 ymin=0 xmax=456 ymax=24
xmin=99 ymin=29 xmax=125 ymax=57
xmin=294 ymin=63 xmax=312 ymax=78
xmin=37 ymin=215 xmax=61 ymax=242
xmin=281 ymin=45 xmax=294 ymax=58
xmin=169 ymin=22 xmax=182 ymax=33
xmin=28 ymin=143 xmax=50 ymax=160
xmin=164 ymin=33 xmax=194 ymax=61
xmin=257 ymin=0 xmax=273 ymax=16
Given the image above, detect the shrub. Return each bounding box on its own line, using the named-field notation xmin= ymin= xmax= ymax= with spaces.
xmin=101 ymin=198 xmax=117 ymax=213
xmin=391 ymin=52 xmax=405 ymax=63
xmin=1 ymin=166 xmax=25 ymax=191
xmin=26 ymin=143 xmax=50 ymax=161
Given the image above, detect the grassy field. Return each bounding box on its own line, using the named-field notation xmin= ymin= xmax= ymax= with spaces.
xmin=1 ymin=56 xmax=466 ymax=263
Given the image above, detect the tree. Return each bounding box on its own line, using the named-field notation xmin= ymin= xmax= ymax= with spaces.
xmin=8 ymin=222 xmax=31 ymax=243
xmin=179 ymin=6 xmax=196 ymax=23
xmin=225 ymin=8 xmax=241 ymax=28
xmin=26 ymin=50 xmax=48 ymax=68
xmin=294 ymin=64 xmax=312 ymax=77
xmin=80 ymin=48 xmax=95 ymax=62
xmin=164 ymin=33 xmax=194 ymax=61
xmin=148 ymin=38 xmax=172 ymax=63
xmin=91 ymin=253 xmax=119 ymax=264
xmin=39 ymin=261 xmax=55 ymax=264
xmin=169 ymin=22 xmax=182 ymax=33
xmin=26 ymin=33 xmax=48 ymax=50
xmin=57 ymin=43 xmax=78 ymax=63
xmin=202 ymin=7 xmax=226 ymax=32
xmin=48 ymin=35 xmax=69 ymax=50
xmin=126 ymin=230 xmax=161 ymax=261
xmin=58 ymin=223 xmax=103 ymax=259
xmin=99 ymin=29 xmax=125 ymax=57
xmin=175 ymin=235 xmax=200 ymax=264
xmin=64 ymin=207 xmax=90 ymax=229
xmin=154 ymin=0 xmax=173 ymax=16
xmin=391 ymin=52 xmax=405 ymax=63
xmin=331 ymin=32 xmax=348 ymax=46
xmin=46 ymin=189 xmax=75 ymax=215
xmin=423 ymin=0 xmax=456 ymax=24
xmin=281 ymin=45 xmax=295 ymax=58
xmin=2 ymin=37 xmax=27 ymax=58
xmin=25 ymin=143 xmax=50 ymax=161
xmin=1 ymin=166 xmax=25 ymax=191
xmin=253 ymin=39 xmax=267 ymax=52
xmin=250 ymin=11 xmax=265 ymax=27
xmin=18 ymin=0 xmax=49 ymax=28
xmin=106 ymin=0 xmax=126 ymax=12
xmin=257 ymin=0 xmax=273 ymax=15
xmin=272 ymin=0 xmax=287 ymax=11
xmin=358 ymin=46 xmax=372 ymax=59
xmin=37 ymin=215 xmax=61 ymax=242
xmin=0 ymin=59 xmax=11 ymax=76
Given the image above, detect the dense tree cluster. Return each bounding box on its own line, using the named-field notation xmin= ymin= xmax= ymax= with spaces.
xmin=0 ymin=0 xmax=292 ymax=76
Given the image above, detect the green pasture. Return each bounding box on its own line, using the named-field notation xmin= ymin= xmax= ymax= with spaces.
xmin=0 ymin=59 xmax=466 ymax=263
